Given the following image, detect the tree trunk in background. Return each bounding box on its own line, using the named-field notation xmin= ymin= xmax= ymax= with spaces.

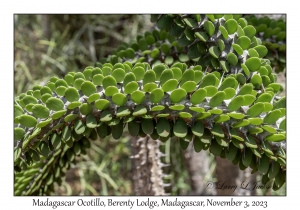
xmin=183 ymin=145 xmax=216 ymax=195
xmin=130 ymin=136 xmax=166 ymax=195
xmin=216 ymin=158 xmax=257 ymax=195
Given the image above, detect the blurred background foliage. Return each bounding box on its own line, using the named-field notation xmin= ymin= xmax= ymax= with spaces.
xmin=14 ymin=14 xmax=286 ymax=196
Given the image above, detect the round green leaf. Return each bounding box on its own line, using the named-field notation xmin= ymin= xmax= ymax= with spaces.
xmin=132 ymin=66 xmax=145 ymax=81
xmin=232 ymin=119 xmax=250 ymax=128
xmin=65 ymin=87 xmax=80 ymax=102
xmin=215 ymin=114 xmax=230 ymax=123
xmin=133 ymin=105 xmax=147 ymax=116
xmin=225 ymin=19 xmax=238 ymax=34
xmin=219 ymin=25 xmax=228 ymax=39
xmin=22 ymin=95 xmax=38 ymax=105
xmin=238 ymin=84 xmax=253 ymax=96
xmin=131 ymin=90 xmax=145 ymax=105
xmin=56 ymin=86 xmax=66 ymax=96
xmin=204 ymin=20 xmax=215 ymax=36
xmin=209 ymin=91 xmax=225 ymax=107
xmin=19 ymin=114 xmax=37 ymax=127
xmin=32 ymin=104 xmax=50 ymax=119
xmin=162 ymin=79 xmax=178 ymax=92
xmin=243 ymin=95 xmax=256 ymax=106
xmin=46 ymin=97 xmax=64 ymax=111
xmin=223 ymin=88 xmax=236 ymax=99
xmin=256 ymin=93 xmax=272 ymax=103
xmin=25 ymin=104 xmax=34 ymax=112
xmin=74 ymin=78 xmax=85 ymax=90
xmin=280 ymin=118 xmax=286 ymax=131
xmin=92 ymin=74 xmax=104 ymax=86
xmin=217 ymin=39 xmax=225 ymax=51
xmin=258 ymin=66 xmax=269 ymax=76
xmin=200 ymin=74 xmax=217 ymax=88
xmin=244 ymin=25 xmax=256 ymax=39
xmin=169 ymin=104 xmax=185 ymax=111
xmin=226 ymin=113 xmax=244 ymax=121
xmin=52 ymin=110 xmax=67 ymax=120
xmin=262 ymin=125 xmax=276 ymax=134
xmin=14 ymin=127 xmax=25 ymax=140
xmin=209 ymin=46 xmax=220 ymax=58
xmin=170 ymin=88 xmax=187 ymax=103
xmin=245 ymin=57 xmax=261 ymax=72
xmin=237 ymin=25 xmax=245 ymax=36
xmin=116 ymin=106 xmax=131 ymax=117
xmin=67 ymin=101 xmax=81 ymax=110
xmin=219 ymin=77 xmax=237 ymax=91
xmin=241 ymin=64 xmax=250 ymax=77
xmin=227 ymin=53 xmax=238 ymax=65
xmin=92 ymin=67 xmax=102 ymax=76
xmin=64 ymin=74 xmax=74 ymax=86
xmin=105 ymin=86 xmax=119 ymax=96
xmin=112 ymin=93 xmax=128 ymax=106
xmin=102 ymin=76 xmax=117 ymax=89
xmin=160 ymin=69 xmax=174 ymax=85
xmin=236 ymin=36 xmax=251 ymax=50
xmin=204 ymin=86 xmax=217 ymax=97
xmin=86 ymin=114 xmax=97 ymax=128
xmin=74 ymin=72 xmax=86 ymax=80
xmin=179 ymin=112 xmax=192 ymax=119
xmin=124 ymin=81 xmax=138 ymax=94
xmin=263 ymin=102 xmax=273 ymax=112
xmin=81 ymin=81 xmax=97 ymax=97
xmin=87 ymin=93 xmax=100 ymax=103
xmin=95 ymin=99 xmax=110 ymax=110
xmin=64 ymin=114 xmax=78 ymax=122
xmin=232 ymin=44 xmax=243 ymax=55
xmin=181 ymin=81 xmax=196 ymax=93
xmin=173 ymin=118 xmax=188 ymax=138
xmin=189 ymin=107 xmax=205 ymax=113
xmin=79 ymin=103 xmax=93 ymax=115
xmin=151 ymin=105 xmax=165 ymax=111
xmin=153 ymin=64 xmax=166 ymax=81
xmin=248 ymin=118 xmax=263 ymax=125
xmin=228 ymin=95 xmax=244 ymax=111
xmin=265 ymin=134 xmax=285 ymax=142
xmin=191 ymin=88 xmax=207 ymax=105
xmin=150 ymin=88 xmax=164 ymax=103
xmin=171 ymin=67 xmax=182 ymax=81
xmin=124 ymin=72 xmax=136 ymax=87
xmin=254 ymin=45 xmax=268 ymax=58
xmin=195 ymin=32 xmax=209 ymax=42
xmin=14 ymin=105 xmax=24 ymax=118
xmin=208 ymin=108 xmax=223 ymax=115
xmin=247 ymin=102 xmax=265 ymax=117
xmin=143 ymin=82 xmax=157 ymax=92
xmin=180 ymin=69 xmax=195 ymax=85
xmin=250 ymin=74 xmax=262 ymax=87
xmin=264 ymin=109 xmax=282 ymax=124
xmin=54 ymin=79 xmax=68 ymax=89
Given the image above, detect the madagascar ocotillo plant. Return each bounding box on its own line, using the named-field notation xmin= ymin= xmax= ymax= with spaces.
xmin=244 ymin=15 xmax=286 ymax=74
xmin=14 ymin=14 xmax=286 ymax=196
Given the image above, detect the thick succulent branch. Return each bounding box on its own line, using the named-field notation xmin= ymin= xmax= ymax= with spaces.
xmin=14 ymin=14 xmax=286 ymax=195
xmin=131 ymin=136 xmax=166 ymax=195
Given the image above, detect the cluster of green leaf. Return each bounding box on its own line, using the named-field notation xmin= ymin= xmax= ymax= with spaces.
xmin=14 ymin=14 xmax=286 ymax=195
xmin=245 ymin=15 xmax=286 ymax=74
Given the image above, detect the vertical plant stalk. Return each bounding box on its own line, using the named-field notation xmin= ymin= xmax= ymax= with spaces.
xmin=130 ymin=136 xmax=166 ymax=195
xmin=216 ymin=158 xmax=257 ymax=195
xmin=236 ymin=167 xmax=256 ymax=195
xmin=183 ymin=145 xmax=216 ymax=195
xmin=215 ymin=157 xmax=240 ymax=195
